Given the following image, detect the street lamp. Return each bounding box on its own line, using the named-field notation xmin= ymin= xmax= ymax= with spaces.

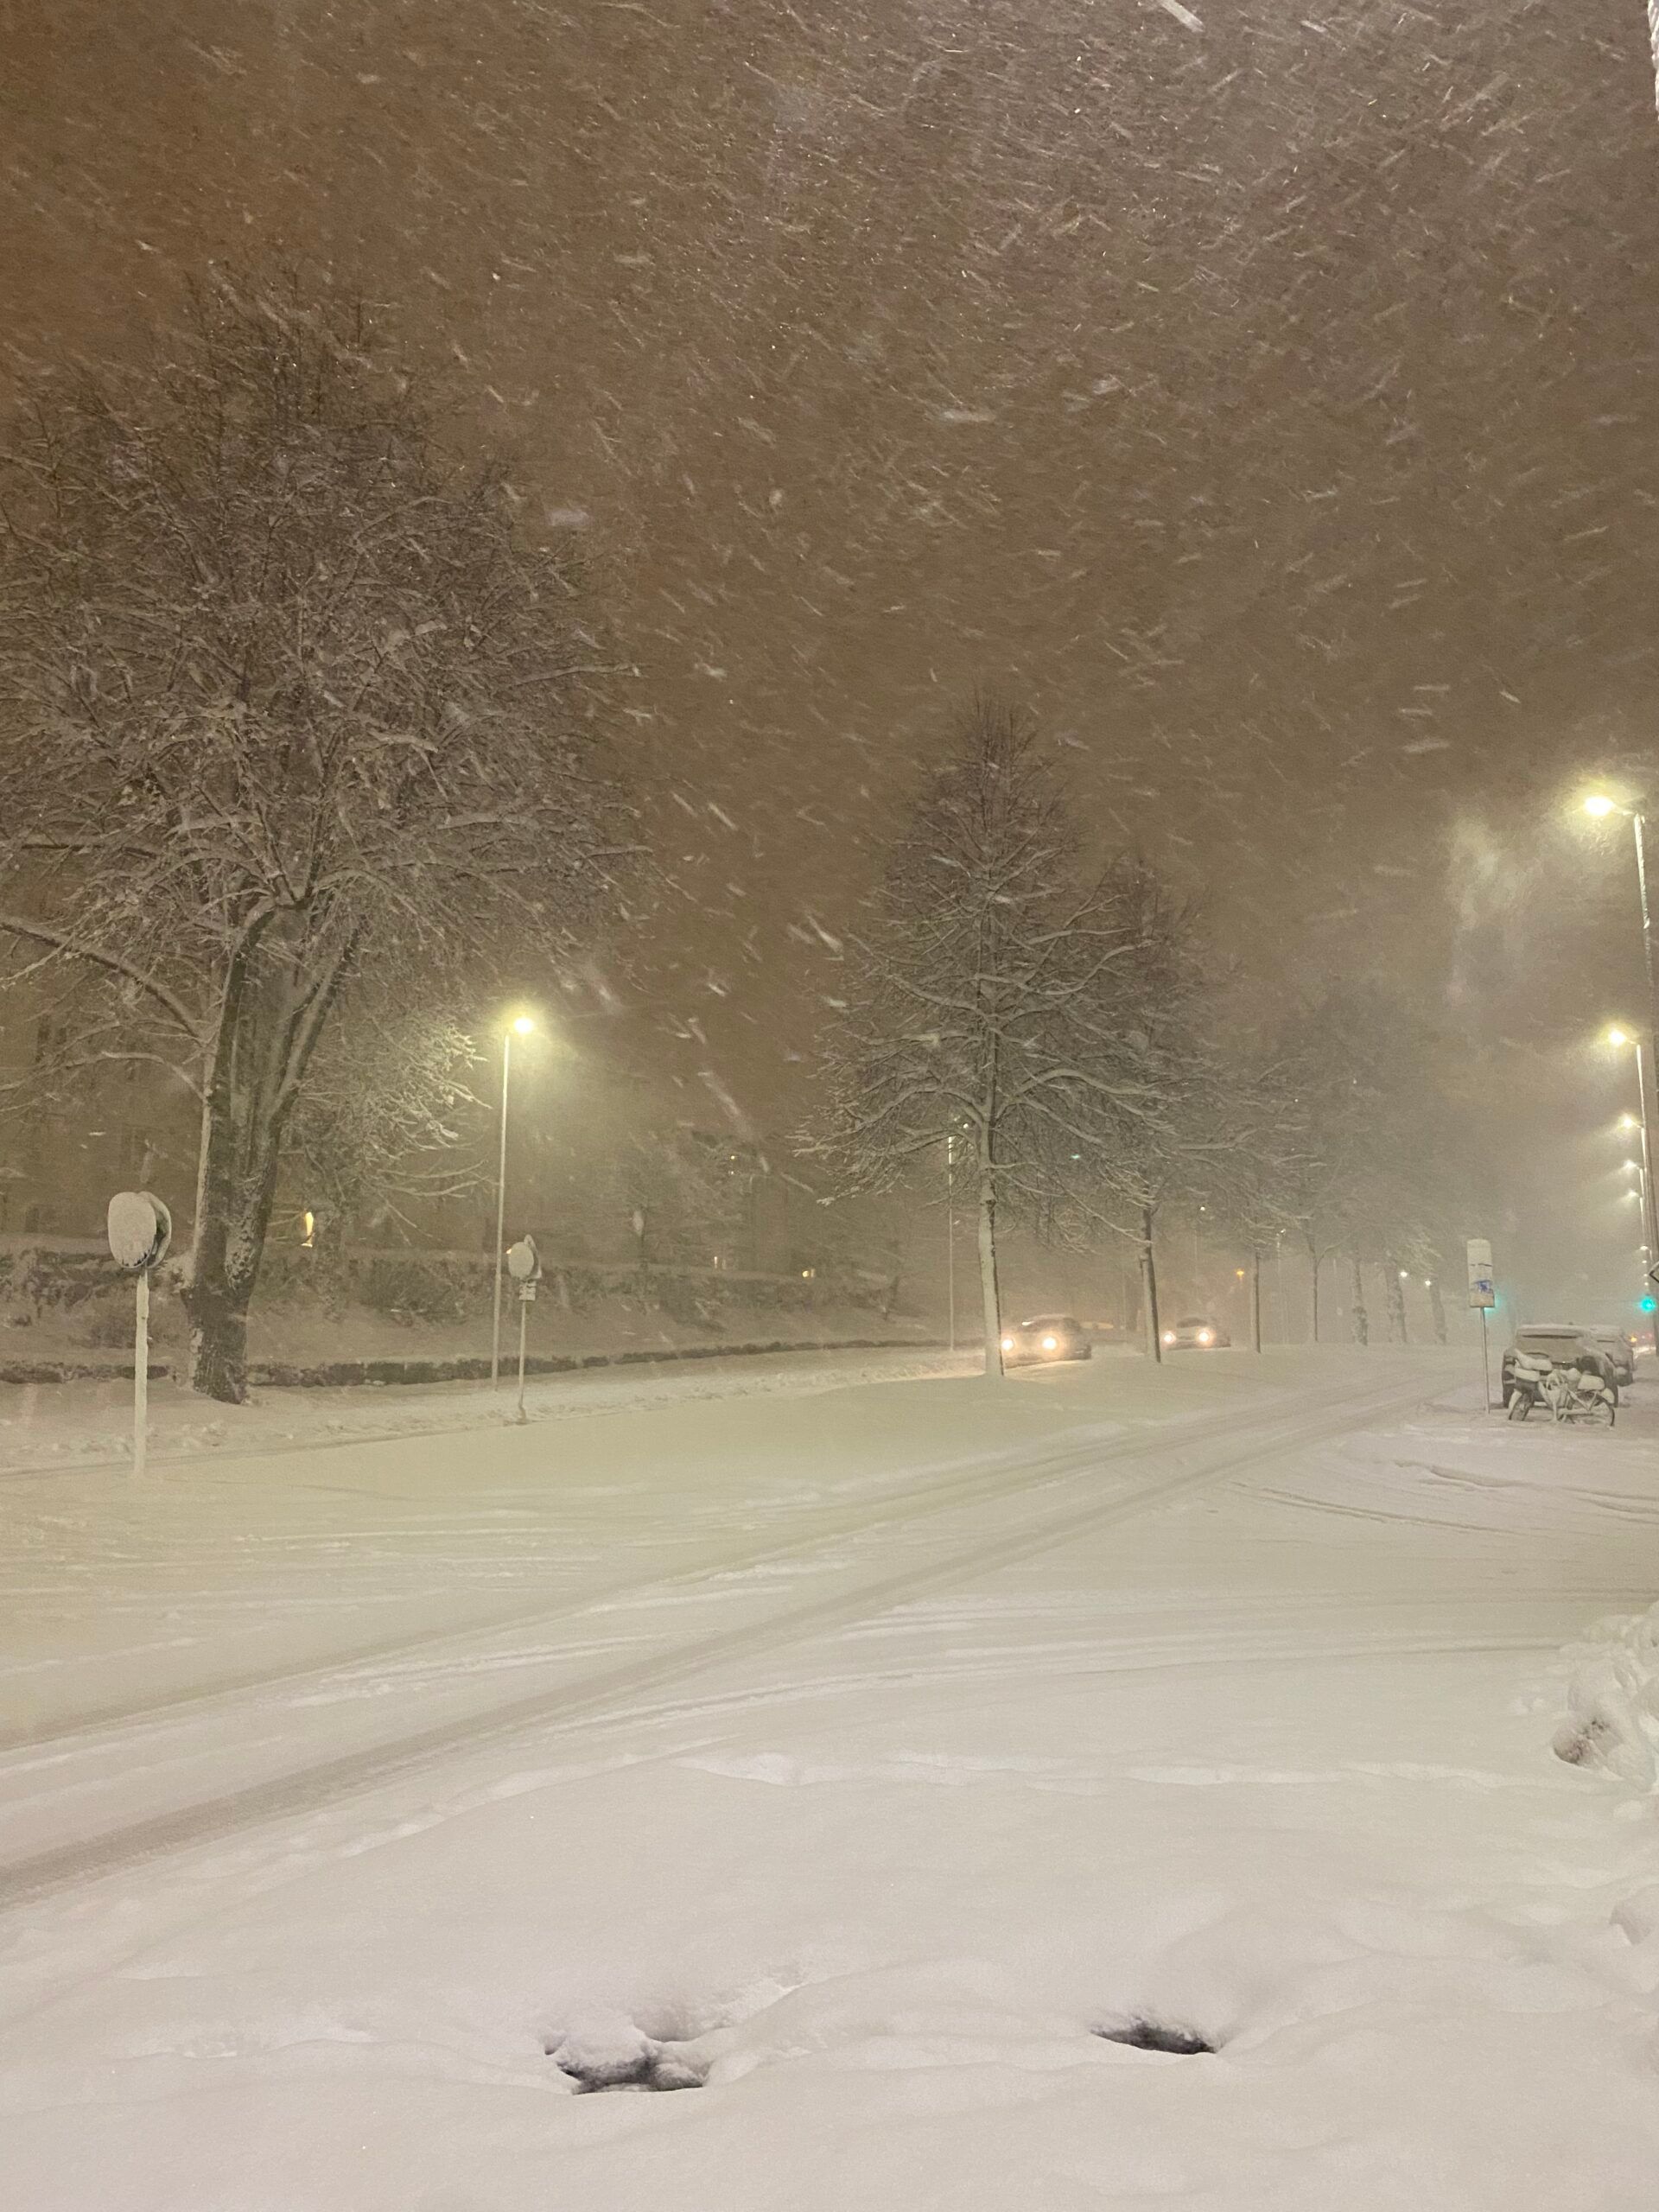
xmin=491 ymin=1013 xmax=536 ymax=1388
xmin=1582 ymin=786 xmax=1659 ymax=1082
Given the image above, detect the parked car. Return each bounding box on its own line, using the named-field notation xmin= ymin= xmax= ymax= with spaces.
xmin=1500 ymin=1324 xmax=1619 ymax=1410
xmin=1586 ymin=1327 xmax=1637 ymax=1389
xmin=1000 ymin=1314 xmax=1092 ymax=1365
xmin=1161 ymin=1316 xmax=1230 ymax=1351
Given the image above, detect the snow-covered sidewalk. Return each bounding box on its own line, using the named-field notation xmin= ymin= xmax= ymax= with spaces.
xmin=3 ymin=1347 xmax=1658 ymax=2209
xmin=0 ymin=1338 xmax=972 ymax=1473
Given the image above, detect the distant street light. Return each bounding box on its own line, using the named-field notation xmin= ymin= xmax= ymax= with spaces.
xmin=491 ymin=1012 xmax=537 ymax=1388
xmin=1606 ymin=1021 xmax=1659 ymax=1350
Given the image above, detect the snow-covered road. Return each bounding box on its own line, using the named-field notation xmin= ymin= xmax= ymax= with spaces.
xmin=3 ymin=1348 xmax=1658 ymax=2209
xmin=1 ymin=1357 xmax=1445 ymax=1897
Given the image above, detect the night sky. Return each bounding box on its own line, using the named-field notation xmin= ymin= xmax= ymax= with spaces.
xmin=5 ymin=0 xmax=1657 ymax=1304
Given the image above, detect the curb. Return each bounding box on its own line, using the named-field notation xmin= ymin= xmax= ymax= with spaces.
xmin=1 ymin=1336 xmax=956 ymax=1392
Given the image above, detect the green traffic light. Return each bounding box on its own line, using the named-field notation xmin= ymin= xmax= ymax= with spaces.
xmin=1640 ymin=1296 xmax=1657 ymax=1315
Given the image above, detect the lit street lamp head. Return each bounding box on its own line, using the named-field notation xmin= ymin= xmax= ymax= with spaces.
xmin=1609 ymin=1027 xmax=1630 ymax=1048
xmin=511 ymin=1014 xmax=535 ymax=1037
xmin=1583 ymin=793 xmax=1618 ymax=818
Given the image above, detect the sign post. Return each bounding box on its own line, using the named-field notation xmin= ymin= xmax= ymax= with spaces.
xmin=505 ymin=1235 xmax=542 ymax=1425
xmin=107 ymin=1192 xmax=172 ymax=1476
xmin=1465 ymin=1236 xmax=1496 ymax=1411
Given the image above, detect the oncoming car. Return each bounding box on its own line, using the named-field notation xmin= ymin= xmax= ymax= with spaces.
xmin=1000 ymin=1314 xmax=1092 ymax=1365
xmin=1161 ymin=1316 xmax=1230 ymax=1351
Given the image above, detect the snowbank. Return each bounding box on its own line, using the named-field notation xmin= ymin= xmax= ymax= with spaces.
xmin=1553 ymin=1602 xmax=1659 ymax=1789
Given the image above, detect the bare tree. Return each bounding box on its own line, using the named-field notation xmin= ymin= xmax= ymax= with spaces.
xmin=1041 ymin=892 xmax=1220 ymax=1364
xmin=1262 ymin=1000 xmax=1369 ymax=1344
xmin=1268 ymin=985 xmax=1464 ymax=1346
xmin=1199 ymin=1062 xmax=1310 ymax=1355
xmin=282 ymin=1003 xmax=487 ymax=1249
xmin=806 ymin=696 xmax=1173 ymax=1376
xmin=608 ymin=1128 xmax=747 ymax=1274
xmin=0 ymin=275 xmax=629 ymax=1399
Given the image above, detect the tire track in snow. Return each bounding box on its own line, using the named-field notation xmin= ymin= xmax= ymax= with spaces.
xmin=0 ymin=1376 xmax=1439 ymax=1907
xmin=0 ymin=1372 xmax=1393 ymax=1755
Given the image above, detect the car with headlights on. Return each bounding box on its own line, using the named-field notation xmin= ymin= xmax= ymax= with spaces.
xmin=1000 ymin=1314 xmax=1091 ymax=1365
xmin=1161 ymin=1316 xmax=1230 ymax=1351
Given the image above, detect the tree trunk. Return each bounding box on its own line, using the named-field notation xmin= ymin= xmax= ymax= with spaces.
xmin=1428 ymin=1277 xmax=1447 ymax=1344
xmin=974 ymin=914 xmax=1004 ymax=1375
xmin=1141 ymin=1205 xmax=1162 ymax=1363
xmin=1249 ymin=1246 xmax=1263 ymax=1353
xmin=1385 ymin=1262 xmax=1408 ymax=1344
xmin=1306 ymin=1236 xmax=1320 ymax=1344
xmin=1350 ymin=1256 xmax=1369 ymax=1346
xmin=181 ymin=1097 xmax=286 ymax=1404
xmin=180 ymin=927 xmax=352 ymax=1403
xmin=976 ymin=1155 xmax=1004 ymax=1377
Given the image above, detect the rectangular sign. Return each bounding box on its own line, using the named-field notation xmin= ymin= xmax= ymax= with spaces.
xmin=1465 ymin=1236 xmax=1496 ymax=1311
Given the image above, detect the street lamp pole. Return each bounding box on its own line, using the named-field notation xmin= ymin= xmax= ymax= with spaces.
xmin=1633 ymin=806 xmax=1659 ymax=1066
xmin=1586 ymin=793 xmax=1659 ymax=1045
xmin=944 ymin=1132 xmax=957 ymax=1356
xmin=1634 ymin=1039 xmax=1659 ymax=1325
xmin=491 ymin=1014 xmax=534 ymax=1388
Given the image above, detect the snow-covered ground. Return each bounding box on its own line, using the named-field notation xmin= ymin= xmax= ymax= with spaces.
xmin=3 ymin=1345 xmax=1658 ymax=2209
xmin=0 ymin=1339 xmax=972 ymax=1472
xmin=0 ymin=1281 xmax=939 ymax=1382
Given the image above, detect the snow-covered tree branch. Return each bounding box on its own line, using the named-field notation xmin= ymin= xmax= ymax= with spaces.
xmin=803 ymin=695 xmax=1192 ymax=1376
xmin=0 ymin=273 xmax=632 ymax=1401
